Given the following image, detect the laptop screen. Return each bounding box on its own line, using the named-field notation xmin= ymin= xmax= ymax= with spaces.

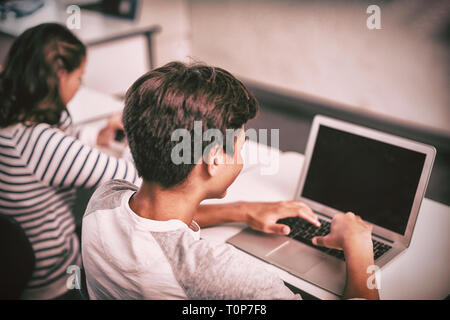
xmin=301 ymin=125 xmax=426 ymax=235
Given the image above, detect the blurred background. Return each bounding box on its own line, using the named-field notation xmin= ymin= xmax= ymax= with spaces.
xmin=0 ymin=0 xmax=449 ymax=205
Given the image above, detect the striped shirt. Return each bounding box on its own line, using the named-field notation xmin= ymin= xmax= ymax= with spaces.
xmin=0 ymin=115 xmax=138 ymax=300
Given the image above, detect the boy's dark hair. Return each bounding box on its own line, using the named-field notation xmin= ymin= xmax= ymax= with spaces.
xmin=123 ymin=61 xmax=258 ymax=189
xmin=0 ymin=23 xmax=86 ymax=127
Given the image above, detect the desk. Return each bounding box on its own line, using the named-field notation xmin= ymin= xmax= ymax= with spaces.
xmin=68 ymin=86 xmax=125 ymax=125
xmin=68 ymin=87 xmax=450 ymax=300
xmin=201 ymin=144 xmax=450 ymax=300
xmin=0 ymin=0 xmax=160 ymax=68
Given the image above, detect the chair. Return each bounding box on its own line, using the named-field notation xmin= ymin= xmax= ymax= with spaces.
xmin=0 ymin=213 xmax=35 ymax=299
xmin=78 ymin=266 xmax=89 ymax=300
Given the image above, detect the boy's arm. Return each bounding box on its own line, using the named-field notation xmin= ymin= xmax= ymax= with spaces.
xmin=194 ymin=201 xmax=321 ymax=234
xmin=342 ymin=239 xmax=379 ymax=300
xmin=312 ymin=212 xmax=380 ymax=300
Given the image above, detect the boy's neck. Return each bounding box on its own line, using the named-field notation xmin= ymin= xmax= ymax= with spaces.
xmin=129 ymin=180 xmax=204 ymax=227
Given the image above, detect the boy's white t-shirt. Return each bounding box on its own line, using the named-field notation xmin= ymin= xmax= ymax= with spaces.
xmin=81 ymin=180 xmax=301 ymax=300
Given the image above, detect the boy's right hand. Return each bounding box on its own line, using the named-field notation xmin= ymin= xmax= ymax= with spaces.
xmin=311 ymin=212 xmax=373 ymax=253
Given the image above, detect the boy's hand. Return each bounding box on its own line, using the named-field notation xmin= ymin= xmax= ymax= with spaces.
xmin=312 ymin=212 xmax=373 ymax=252
xmin=311 ymin=212 xmax=379 ymax=300
xmin=246 ymin=201 xmax=321 ymax=235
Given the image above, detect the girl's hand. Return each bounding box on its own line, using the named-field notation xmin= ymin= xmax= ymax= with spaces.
xmin=97 ymin=113 xmax=124 ymax=147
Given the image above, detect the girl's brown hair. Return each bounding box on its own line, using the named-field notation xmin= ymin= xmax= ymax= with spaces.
xmin=0 ymin=23 xmax=86 ymax=127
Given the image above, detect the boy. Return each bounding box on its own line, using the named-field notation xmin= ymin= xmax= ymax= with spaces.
xmin=82 ymin=62 xmax=379 ymax=300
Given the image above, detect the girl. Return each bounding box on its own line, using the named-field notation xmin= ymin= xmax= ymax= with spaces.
xmin=0 ymin=23 xmax=137 ymax=299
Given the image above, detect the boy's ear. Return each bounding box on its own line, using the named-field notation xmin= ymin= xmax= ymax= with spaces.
xmin=57 ymin=68 xmax=68 ymax=81
xmin=206 ymin=145 xmax=223 ymax=177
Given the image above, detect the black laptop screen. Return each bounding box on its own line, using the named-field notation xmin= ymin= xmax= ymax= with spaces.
xmin=301 ymin=125 xmax=426 ymax=235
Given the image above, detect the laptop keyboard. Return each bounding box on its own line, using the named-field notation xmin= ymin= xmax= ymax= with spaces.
xmin=277 ymin=217 xmax=392 ymax=261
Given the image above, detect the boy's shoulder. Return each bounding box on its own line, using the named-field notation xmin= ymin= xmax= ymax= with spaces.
xmin=84 ymin=179 xmax=137 ymax=218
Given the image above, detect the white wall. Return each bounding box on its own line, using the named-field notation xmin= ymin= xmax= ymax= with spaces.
xmin=139 ymin=0 xmax=192 ymax=67
xmin=82 ymin=0 xmax=450 ymax=134
xmin=83 ymin=0 xmax=192 ymax=95
xmin=188 ymin=0 xmax=450 ymax=134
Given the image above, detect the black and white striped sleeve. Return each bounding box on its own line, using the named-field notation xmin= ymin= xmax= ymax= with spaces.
xmin=28 ymin=124 xmax=139 ymax=189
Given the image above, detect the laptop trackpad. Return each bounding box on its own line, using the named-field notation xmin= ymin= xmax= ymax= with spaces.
xmin=268 ymin=241 xmax=325 ymax=274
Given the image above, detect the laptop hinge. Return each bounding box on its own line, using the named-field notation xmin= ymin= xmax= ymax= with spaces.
xmin=371 ymin=233 xmax=394 ymax=244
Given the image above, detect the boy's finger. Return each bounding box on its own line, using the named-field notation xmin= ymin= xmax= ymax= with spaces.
xmin=297 ymin=206 xmax=320 ymax=227
xmin=312 ymin=236 xmax=327 ymax=247
xmin=269 ymin=223 xmax=291 ymax=235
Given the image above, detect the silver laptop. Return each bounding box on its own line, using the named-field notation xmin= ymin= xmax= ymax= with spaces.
xmin=227 ymin=115 xmax=436 ymax=296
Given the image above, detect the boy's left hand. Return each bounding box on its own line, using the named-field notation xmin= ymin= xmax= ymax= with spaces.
xmin=245 ymin=201 xmax=321 ymax=235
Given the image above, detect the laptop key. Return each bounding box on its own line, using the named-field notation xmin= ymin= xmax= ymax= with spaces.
xmin=278 ymin=217 xmax=392 ymax=262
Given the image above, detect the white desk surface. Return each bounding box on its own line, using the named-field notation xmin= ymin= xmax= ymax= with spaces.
xmin=201 ymin=144 xmax=450 ymax=300
xmin=0 ymin=0 xmax=158 ymax=44
xmin=71 ymin=87 xmax=450 ymax=300
xmin=67 ymin=86 xmax=125 ymax=125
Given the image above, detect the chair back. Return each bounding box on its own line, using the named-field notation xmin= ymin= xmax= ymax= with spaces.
xmin=0 ymin=213 xmax=35 ymax=299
